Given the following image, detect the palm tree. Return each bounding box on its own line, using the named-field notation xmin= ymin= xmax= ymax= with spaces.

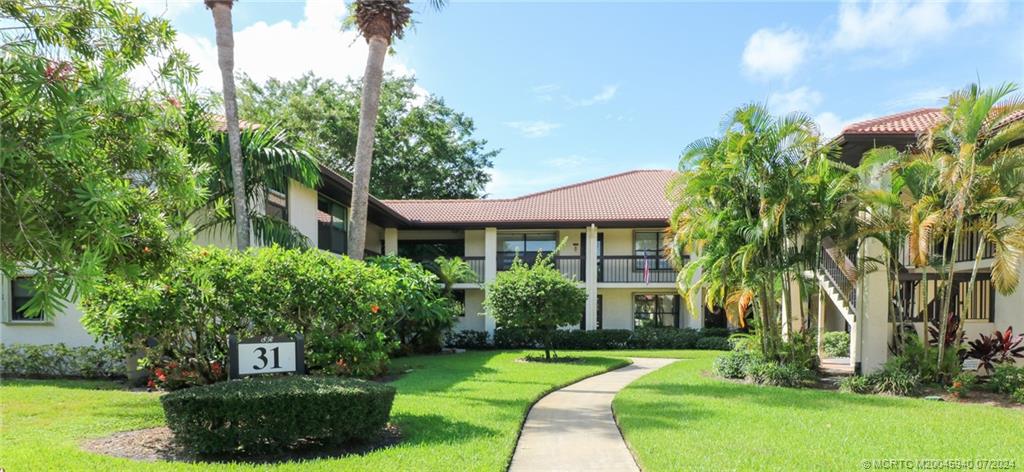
xmin=434 ymin=256 xmax=477 ymax=296
xmin=670 ymin=104 xmax=828 ymax=359
xmin=205 ymin=0 xmax=249 ymax=250
xmin=346 ymin=0 xmax=445 ymax=259
xmin=180 ymin=93 xmax=321 ymax=248
xmin=915 ymin=83 xmax=1024 ymax=370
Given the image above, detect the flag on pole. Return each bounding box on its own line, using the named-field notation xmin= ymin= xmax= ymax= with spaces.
xmin=643 ymin=252 xmax=650 ymax=285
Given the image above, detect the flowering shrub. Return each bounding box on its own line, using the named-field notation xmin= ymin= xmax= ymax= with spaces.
xmin=83 ymin=246 xmax=402 ymax=389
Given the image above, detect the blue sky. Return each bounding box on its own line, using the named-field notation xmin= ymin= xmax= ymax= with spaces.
xmin=135 ymin=0 xmax=1024 ymax=198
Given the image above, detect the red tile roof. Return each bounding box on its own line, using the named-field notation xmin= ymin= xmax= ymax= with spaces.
xmin=843 ymin=107 xmax=1024 ymax=136
xmin=383 ymin=170 xmax=678 ymax=226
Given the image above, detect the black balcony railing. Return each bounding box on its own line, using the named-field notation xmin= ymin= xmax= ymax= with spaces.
xmin=597 ymin=255 xmax=678 ymax=283
xmin=554 ymin=256 xmax=582 ymax=280
xmin=463 ymin=256 xmax=485 ymax=282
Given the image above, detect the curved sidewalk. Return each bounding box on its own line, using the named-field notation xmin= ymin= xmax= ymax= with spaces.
xmin=508 ymin=357 xmax=678 ymax=472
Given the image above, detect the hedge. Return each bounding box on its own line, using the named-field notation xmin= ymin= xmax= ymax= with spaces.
xmin=0 ymin=343 xmax=125 ymax=379
xmin=161 ymin=376 xmax=396 ymax=455
xmin=447 ymin=327 xmax=735 ymax=351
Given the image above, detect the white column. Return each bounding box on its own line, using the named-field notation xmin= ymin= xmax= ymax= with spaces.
xmin=484 ymin=227 xmax=498 ymax=336
xmin=384 ymin=227 xmax=398 ymax=256
xmin=857 ymin=237 xmax=890 ymax=374
xmin=584 ymin=225 xmax=598 ymax=330
xmin=816 ymin=289 xmax=826 ymax=358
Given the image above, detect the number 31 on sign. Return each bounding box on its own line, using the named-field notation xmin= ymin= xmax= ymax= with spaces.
xmin=228 ymin=334 xmax=305 ymax=379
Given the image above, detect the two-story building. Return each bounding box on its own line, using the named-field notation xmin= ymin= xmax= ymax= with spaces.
xmin=1 ymin=168 xmax=701 ymax=347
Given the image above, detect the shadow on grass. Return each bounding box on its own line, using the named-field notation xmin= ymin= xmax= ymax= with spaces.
xmin=1 ymin=378 xmax=130 ymax=391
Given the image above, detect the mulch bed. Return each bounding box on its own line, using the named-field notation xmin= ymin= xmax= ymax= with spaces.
xmin=80 ymin=424 xmax=402 ymax=463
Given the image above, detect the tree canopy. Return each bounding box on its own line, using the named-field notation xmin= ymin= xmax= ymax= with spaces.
xmin=237 ymin=73 xmax=498 ymax=199
xmin=0 ymin=0 xmax=207 ymax=315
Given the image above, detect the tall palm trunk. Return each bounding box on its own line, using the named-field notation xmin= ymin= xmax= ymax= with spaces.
xmin=936 ymin=218 xmax=963 ymax=370
xmin=208 ymin=0 xmax=249 ymax=250
xmin=347 ymin=34 xmax=389 ymax=260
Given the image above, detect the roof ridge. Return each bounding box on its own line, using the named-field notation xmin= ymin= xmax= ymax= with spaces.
xmin=511 ymin=169 xmax=674 ymax=201
xmin=843 ymin=107 xmax=939 ymax=133
xmin=382 ymin=198 xmax=510 ymax=203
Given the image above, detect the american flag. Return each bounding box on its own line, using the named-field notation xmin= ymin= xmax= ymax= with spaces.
xmin=643 ymin=253 xmax=650 ymax=285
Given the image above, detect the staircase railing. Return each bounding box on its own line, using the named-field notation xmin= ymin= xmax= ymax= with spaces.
xmin=820 ymin=238 xmax=858 ymax=309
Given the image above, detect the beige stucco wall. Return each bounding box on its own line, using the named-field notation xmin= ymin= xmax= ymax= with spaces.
xmin=453 ymin=289 xmax=486 ymax=332
xmin=289 ymin=178 xmax=318 ymax=246
xmin=596 ymin=288 xmax=698 ymax=331
xmin=0 ymin=273 xmax=96 ymax=346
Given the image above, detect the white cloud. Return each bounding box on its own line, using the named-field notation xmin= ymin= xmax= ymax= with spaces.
xmin=767 ymin=87 xmax=823 ymax=115
xmin=531 ymin=84 xmax=559 ymax=102
xmin=742 ymin=28 xmax=809 ymax=79
xmin=831 ymin=0 xmax=1005 ymax=52
xmin=504 ymin=120 xmax=562 ymax=138
xmin=173 ymin=0 xmax=413 ymax=92
xmin=566 ymin=85 xmax=618 ymax=107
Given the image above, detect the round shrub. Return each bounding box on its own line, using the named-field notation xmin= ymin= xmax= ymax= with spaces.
xmin=712 ymin=350 xmax=758 ymax=379
xmin=987 ymin=365 xmax=1024 ymax=394
xmin=823 ymin=331 xmax=851 ymax=358
xmin=161 ymin=376 xmax=396 ymax=455
xmin=1013 ymin=387 xmax=1024 ymax=404
xmin=746 ymin=361 xmax=816 ymax=388
xmin=867 ymin=364 xmax=920 ymax=396
xmin=695 ymin=336 xmax=732 ymax=351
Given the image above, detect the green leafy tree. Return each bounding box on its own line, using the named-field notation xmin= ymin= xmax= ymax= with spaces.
xmin=369 ymin=256 xmax=458 ymax=354
xmin=237 ymin=73 xmax=497 ymax=199
xmin=434 ymin=256 xmax=478 ymax=296
xmin=0 ymin=0 xmax=207 ymax=316
xmin=484 ymin=255 xmax=586 ymax=360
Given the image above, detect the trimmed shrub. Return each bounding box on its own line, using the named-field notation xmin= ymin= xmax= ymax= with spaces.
xmin=459 ymin=327 xmax=730 ymax=351
xmin=161 ymin=376 xmax=395 ymax=455
xmin=823 ymin=331 xmax=850 ymax=358
xmin=698 ymin=327 xmax=731 ymax=338
xmin=0 ymin=343 xmax=125 ymax=379
xmin=946 ymin=372 xmax=977 ymax=399
xmin=84 ymin=246 xmax=403 ymax=388
xmin=986 ymin=364 xmax=1024 ymax=394
xmin=712 ymin=350 xmax=759 ymax=379
xmin=492 ymin=327 xmax=540 ymax=349
xmin=838 ymin=375 xmax=872 ymax=394
xmin=695 ymin=336 xmax=732 ymax=351
xmin=626 ymin=327 xmax=701 ymax=349
xmin=444 ymin=330 xmax=490 ymax=350
xmin=1014 ymin=387 xmax=1024 ymax=404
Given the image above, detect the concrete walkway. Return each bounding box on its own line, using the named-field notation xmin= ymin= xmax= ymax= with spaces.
xmin=508 ymin=357 xmax=678 ymax=472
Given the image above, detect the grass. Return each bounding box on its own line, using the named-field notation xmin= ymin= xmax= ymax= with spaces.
xmin=613 ymin=351 xmax=1024 ymax=471
xmin=0 ymin=350 xmax=632 ymax=471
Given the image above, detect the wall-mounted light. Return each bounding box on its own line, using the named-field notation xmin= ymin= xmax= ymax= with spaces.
xmin=572 ymin=242 xmax=580 ymax=252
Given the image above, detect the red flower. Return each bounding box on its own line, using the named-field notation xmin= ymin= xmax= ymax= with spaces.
xmin=371 ymin=304 xmax=380 ymax=314
xmin=154 ymin=368 xmax=167 ymax=381
xmin=168 ymin=361 xmax=178 ymax=369
xmin=210 ymin=361 xmax=222 ymax=376
xmin=142 ymin=246 xmax=152 ymax=254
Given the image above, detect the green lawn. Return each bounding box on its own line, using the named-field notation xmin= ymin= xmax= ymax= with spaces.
xmin=613 ymin=351 xmax=1024 ymax=471
xmin=0 ymin=350 xmax=636 ymax=471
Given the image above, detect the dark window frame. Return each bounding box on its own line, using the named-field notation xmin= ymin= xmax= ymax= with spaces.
xmin=633 ymin=231 xmax=673 ymax=271
xmin=632 ymin=293 xmax=678 ymax=329
xmin=497 ymin=232 xmax=558 ymax=270
xmin=9 ymin=277 xmax=40 ymax=322
xmin=265 ymin=184 xmax=289 ymax=222
xmin=317 ymin=195 xmax=348 ymax=255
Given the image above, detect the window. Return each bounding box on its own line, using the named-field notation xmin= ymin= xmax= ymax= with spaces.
xmin=633 ymin=293 xmax=677 ymax=328
xmin=265 ymin=185 xmax=288 ymax=221
xmin=497 ymin=232 xmax=557 ymax=269
xmin=633 ymin=231 xmax=671 ymax=270
xmin=10 ymin=277 xmax=38 ymax=322
xmin=317 ymin=196 xmax=348 ymax=255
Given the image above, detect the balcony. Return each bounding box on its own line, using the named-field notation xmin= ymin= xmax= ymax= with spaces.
xmin=496 ymin=251 xmax=582 ymax=280
xmin=596 ymin=255 xmax=679 ymax=284
xmin=463 ymin=256 xmax=485 ymax=282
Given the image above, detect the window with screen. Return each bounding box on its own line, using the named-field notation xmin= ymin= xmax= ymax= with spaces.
xmin=633 ymin=231 xmax=671 ymax=270
xmin=10 ymin=277 xmax=37 ymax=322
xmin=317 ymin=196 xmax=348 ymax=255
xmin=633 ymin=293 xmax=677 ymax=328
xmin=265 ymin=185 xmax=288 ymax=221
xmin=497 ymin=232 xmax=557 ymax=269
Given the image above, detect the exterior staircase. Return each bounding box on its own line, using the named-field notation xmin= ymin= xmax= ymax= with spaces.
xmin=815 ymin=269 xmax=855 ymax=325
xmin=817 ymin=238 xmax=858 ymax=326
